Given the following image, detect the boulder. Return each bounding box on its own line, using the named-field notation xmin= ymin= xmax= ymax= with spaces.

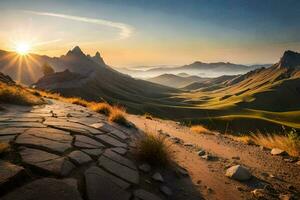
xmin=225 ymin=165 xmax=251 ymax=181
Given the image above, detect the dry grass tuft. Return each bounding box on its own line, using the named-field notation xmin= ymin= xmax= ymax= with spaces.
xmin=229 ymin=135 xmax=255 ymax=145
xmin=91 ymin=103 xmax=112 ymax=116
xmin=231 ymin=131 xmax=300 ymax=157
xmin=250 ymin=132 xmax=300 ymax=157
xmin=0 ymin=142 xmax=10 ymax=154
xmin=67 ymin=98 xmax=89 ymax=107
xmin=0 ymin=83 xmax=44 ymax=106
xmin=190 ymin=125 xmax=214 ymax=135
xmin=136 ymin=132 xmax=171 ymax=166
xmin=144 ymin=113 xmax=153 ymax=120
xmin=109 ymin=106 xmax=130 ymax=127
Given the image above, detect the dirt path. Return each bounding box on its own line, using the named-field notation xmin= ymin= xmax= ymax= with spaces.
xmin=128 ymin=115 xmax=300 ymax=200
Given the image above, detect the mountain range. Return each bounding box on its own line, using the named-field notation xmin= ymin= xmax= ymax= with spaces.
xmin=1 ymin=46 xmax=300 ymax=132
xmin=117 ymin=62 xmax=271 ymax=79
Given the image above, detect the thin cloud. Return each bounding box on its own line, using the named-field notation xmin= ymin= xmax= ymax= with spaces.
xmin=26 ymin=11 xmax=134 ymax=39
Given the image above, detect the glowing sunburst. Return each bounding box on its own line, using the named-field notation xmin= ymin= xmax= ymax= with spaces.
xmin=15 ymin=43 xmax=31 ymax=55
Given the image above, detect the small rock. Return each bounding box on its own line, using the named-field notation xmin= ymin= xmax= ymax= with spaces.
xmin=236 ymin=186 xmax=243 ymax=191
xmin=201 ymin=154 xmax=212 ymax=161
xmin=184 ymin=143 xmax=194 ymax=147
xmin=197 ymin=150 xmax=206 ymax=156
xmin=269 ymin=174 xmax=276 ymax=178
xmin=152 ymin=172 xmax=164 ymax=182
xmin=279 ymin=194 xmax=293 ymax=200
xmin=225 ymin=165 xmax=252 ymax=181
xmin=207 ymin=187 xmax=213 ymax=193
xmin=139 ymin=164 xmax=151 ymax=173
xmin=296 ymin=161 xmax=300 ymax=165
xmin=251 ymin=189 xmax=266 ymax=198
xmin=271 ymin=148 xmax=286 ymax=156
xmin=284 ymin=158 xmax=294 ymax=163
xmin=160 ymin=185 xmax=172 ymax=196
xmin=232 ymin=156 xmax=240 ymax=160
xmin=170 ymin=137 xmax=182 ymax=144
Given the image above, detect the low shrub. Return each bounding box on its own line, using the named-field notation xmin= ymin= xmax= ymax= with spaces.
xmin=136 ymin=132 xmax=171 ymax=166
xmin=109 ymin=106 xmax=130 ymax=127
xmin=0 ymin=83 xmax=44 ymax=105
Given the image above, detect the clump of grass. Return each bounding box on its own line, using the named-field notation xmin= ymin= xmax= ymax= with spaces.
xmin=136 ymin=132 xmax=171 ymax=166
xmin=144 ymin=113 xmax=153 ymax=120
xmin=250 ymin=131 xmax=300 ymax=157
xmin=0 ymin=142 xmax=10 ymax=154
xmin=0 ymin=83 xmax=44 ymax=105
xmin=91 ymin=103 xmax=112 ymax=116
xmin=190 ymin=125 xmax=214 ymax=135
xmin=231 ymin=130 xmax=300 ymax=157
xmin=67 ymin=97 xmax=89 ymax=107
xmin=230 ymin=135 xmax=255 ymax=145
xmin=109 ymin=106 xmax=130 ymax=127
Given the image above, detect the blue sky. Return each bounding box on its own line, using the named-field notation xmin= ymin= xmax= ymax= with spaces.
xmin=0 ymin=0 xmax=299 ymax=67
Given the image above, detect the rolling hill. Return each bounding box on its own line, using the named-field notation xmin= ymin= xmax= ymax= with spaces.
xmin=147 ymin=74 xmax=210 ymax=88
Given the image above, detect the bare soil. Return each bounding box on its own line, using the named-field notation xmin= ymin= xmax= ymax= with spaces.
xmin=128 ymin=115 xmax=300 ymax=200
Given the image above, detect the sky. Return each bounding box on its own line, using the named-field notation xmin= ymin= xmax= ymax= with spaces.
xmin=0 ymin=0 xmax=299 ymax=67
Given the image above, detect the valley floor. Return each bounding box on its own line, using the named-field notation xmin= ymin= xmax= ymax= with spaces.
xmin=128 ymin=115 xmax=300 ymax=200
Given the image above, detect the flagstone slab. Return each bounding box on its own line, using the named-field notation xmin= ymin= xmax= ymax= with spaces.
xmin=103 ymin=149 xmax=136 ymax=170
xmin=0 ymin=135 xmax=16 ymax=142
xmin=82 ymin=148 xmax=103 ymax=157
xmin=85 ymin=166 xmax=131 ymax=189
xmin=98 ymin=155 xmax=139 ymax=184
xmin=15 ymin=128 xmax=72 ymax=153
xmin=20 ymin=147 xmax=75 ymax=176
xmin=95 ymin=134 xmax=127 ymax=148
xmin=85 ymin=166 xmax=131 ymax=200
xmin=5 ymin=118 xmax=43 ymax=122
xmin=0 ymin=160 xmax=24 ymax=187
xmin=1 ymin=178 xmax=82 ymax=200
xmin=134 ymin=189 xmax=162 ymax=200
xmin=68 ymin=150 xmax=92 ymax=165
xmin=44 ymin=118 xmax=102 ymax=134
xmin=74 ymin=135 xmax=105 ymax=149
xmin=0 ymin=122 xmax=46 ymax=128
xmin=111 ymin=147 xmax=127 ymax=155
xmin=91 ymin=123 xmax=128 ymax=140
xmin=0 ymin=128 xmax=28 ymax=136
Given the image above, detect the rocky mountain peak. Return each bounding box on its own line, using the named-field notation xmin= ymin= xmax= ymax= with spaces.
xmin=278 ymin=50 xmax=300 ymax=69
xmin=92 ymin=51 xmax=106 ymax=66
xmin=66 ymin=46 xmax=86 ymax=57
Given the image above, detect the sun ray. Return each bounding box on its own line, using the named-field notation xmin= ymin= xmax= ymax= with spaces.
xmin=24 ymin=55 xmax=37 ymax=82
xmin=1 ymin=55 xmax=19 ymax=72
xmin=16 ymin=56 xmax=24 ymax=83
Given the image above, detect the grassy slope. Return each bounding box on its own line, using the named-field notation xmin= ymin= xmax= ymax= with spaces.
xmin=140 ymin=67 xmax=300 ymax=133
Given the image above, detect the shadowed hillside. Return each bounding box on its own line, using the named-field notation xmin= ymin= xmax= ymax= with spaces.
xmin=34 ymin=47 xmax=183 ymax=113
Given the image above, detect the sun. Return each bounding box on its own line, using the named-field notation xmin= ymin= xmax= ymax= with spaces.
xmin=16 ymin=43 xmax=31 ymax=55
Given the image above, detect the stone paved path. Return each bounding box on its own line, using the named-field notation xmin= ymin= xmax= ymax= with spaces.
xmin=0 ymin=99 xmax=173 ymax=200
